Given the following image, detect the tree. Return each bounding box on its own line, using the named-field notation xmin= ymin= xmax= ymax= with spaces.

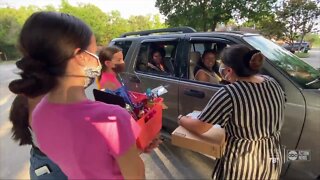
xmin=243 ymin=14 xmax=286 ymax=39
xmin=0 ymin=15 xmax=22 ymax=59
xmin=0 ymin=0 xmax=167 ymax=58
xmin=60 ymin=0 xmax=110 ymax=45
xmin=127 ymin=14 xmax=167 ymax=32
xmin=155 ymin=0 xmax=276 ymax=31
xmin=258 ymin=16 xmax=286 ymax=39
xmin=276 ymin=0 xmax=320 ymax=46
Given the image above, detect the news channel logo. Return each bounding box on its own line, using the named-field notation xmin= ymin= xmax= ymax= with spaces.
xmin=286 ymin=150 xmax=311 ymax=161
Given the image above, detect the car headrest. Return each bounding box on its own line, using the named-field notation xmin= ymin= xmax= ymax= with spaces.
xmin=139 ymin=52 xmax=148 ymax=64
xmin=189 ymin=51 xmax=201 ymax=66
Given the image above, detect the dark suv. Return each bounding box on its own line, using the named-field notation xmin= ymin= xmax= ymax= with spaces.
xmin=109 ymin=27 xmax=320 ymax=179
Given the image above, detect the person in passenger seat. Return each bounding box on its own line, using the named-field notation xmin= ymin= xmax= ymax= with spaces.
xmin=147 ymin=48 xmax=170 ymax=73
xmin=194 ymin=49 xmax=221 ymax=84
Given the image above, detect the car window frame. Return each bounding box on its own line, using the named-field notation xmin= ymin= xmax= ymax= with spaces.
xmin=180 ymin=36 xmax=236 ymax=87
xmin=110 ymin=39 xmax=134 ymax=61
xmin=133 ymin=38 xmax=182 ymax=80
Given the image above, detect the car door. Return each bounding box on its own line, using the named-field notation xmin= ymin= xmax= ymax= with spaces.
xmin=177 ymin=37 xmax=237 ymax=129
xmin=124 ymin=37 xmax=184 ymax=132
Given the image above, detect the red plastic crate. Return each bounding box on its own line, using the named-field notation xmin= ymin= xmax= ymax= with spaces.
xmin=128 ymin=92 xmax=163 ymax=150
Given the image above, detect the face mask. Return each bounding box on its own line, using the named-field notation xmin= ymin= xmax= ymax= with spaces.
xmin=83 ymin=50 xmax=102 ymax=88
xmin=219 ymin=65 xmax=229 ymax=81
xmin=84 ymin=67 xmax=101 ymax=88
xmin=112 ymin=63 xmax=125 ymax=73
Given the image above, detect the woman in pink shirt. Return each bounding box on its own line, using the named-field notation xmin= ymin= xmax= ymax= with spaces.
xmin=98 ymin=46 xmax=125 ymax=90
xmin=9 ymin=11 xmax=145 ymax=179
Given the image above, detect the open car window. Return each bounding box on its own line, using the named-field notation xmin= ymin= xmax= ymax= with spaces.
xmin=185 ymin=39 xmax=232 ymax=85
xmin=135 ymin=41 xmax=178 ymax=77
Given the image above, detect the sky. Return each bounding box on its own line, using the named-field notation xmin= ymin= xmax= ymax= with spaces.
xmin=0 ymin=0 xmax=161 ymax=19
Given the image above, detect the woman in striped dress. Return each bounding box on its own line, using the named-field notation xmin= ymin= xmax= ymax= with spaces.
xmin=178 ymin=44 xmax=285 ymax=179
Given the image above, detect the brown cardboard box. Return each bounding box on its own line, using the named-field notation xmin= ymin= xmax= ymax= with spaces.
xmin=171 ymin=126 xmax=226 ymax=158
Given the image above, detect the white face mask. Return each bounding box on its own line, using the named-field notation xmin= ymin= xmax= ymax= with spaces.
xmin=219 ymin=64 xmax=229 ymax=81
xmin=83 ymin=50 xmax=102 ymax=88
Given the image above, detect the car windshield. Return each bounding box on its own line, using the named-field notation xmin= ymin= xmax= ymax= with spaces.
xmin=244 ymin=35 xmax=320 ymax=89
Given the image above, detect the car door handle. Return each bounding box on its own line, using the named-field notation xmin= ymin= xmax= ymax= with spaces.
xmin=184 ymin=89 xmax=205 ymax=99
xmin=129 ymin=76 xmax=141 ymax=83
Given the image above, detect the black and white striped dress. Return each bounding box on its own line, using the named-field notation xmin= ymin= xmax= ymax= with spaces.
xmin=198 ymin=75 xmax=285 ymax=180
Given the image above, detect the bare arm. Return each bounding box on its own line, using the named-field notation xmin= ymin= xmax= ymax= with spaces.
xmin=116 ymin=144 xmax=145 ymax=180
xmin=178 ymin=115 xmax=213 ymax=135
xmin=195 ymin=70 xmax=210 ymax=83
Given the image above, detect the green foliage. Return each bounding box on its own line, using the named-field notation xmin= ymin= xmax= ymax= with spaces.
xmin=276 ymin=0 xmax=320 ymax=44
xmin=305 ymin=33 xmax=320 ymax=47
xmin=256 ymin=15 xmax=286 ymax=39
xmin=0 ymin=15 xmax=22 ymax=59
xmin=155 ymin=0 xmax=276 ymax=31
xmin=0 ymin=0 xmax=166 ymax=60
xmin=60 ymin=0 xmax=110 ymax=44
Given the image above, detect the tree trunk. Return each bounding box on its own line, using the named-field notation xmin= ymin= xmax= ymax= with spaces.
xmin=211 ymin=21 xmax=217 ymax=31
xmin=299 ymin=33 xmax=306 ymax=52
xmin=203 ymin=22 xmax=207 ymax=32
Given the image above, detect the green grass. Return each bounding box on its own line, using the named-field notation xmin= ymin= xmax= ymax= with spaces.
xmin=295 ymin=52 xmax=310 ymax=58
xmin=311 ymin=39 xmax=320 ymax=48
xmin=312 ymin=44 xmax=320 ymax=48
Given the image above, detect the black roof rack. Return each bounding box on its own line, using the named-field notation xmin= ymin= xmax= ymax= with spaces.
xmin=120 ymin=27 xmax=196 ymax=37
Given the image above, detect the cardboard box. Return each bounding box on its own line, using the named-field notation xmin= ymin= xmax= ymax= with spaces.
xmin=171 ymin=126 xmax=225 ymax=158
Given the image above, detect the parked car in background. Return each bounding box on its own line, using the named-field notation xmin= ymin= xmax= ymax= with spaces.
xmin=283 ymin=42 xmax=311 ymax=53
xmin=110 ymin=27 xmax=320 ymax=180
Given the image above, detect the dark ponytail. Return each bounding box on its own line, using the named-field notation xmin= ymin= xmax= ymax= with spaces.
xmin=9 ymin=11 xmax=92 ymax=98
xmin=9 ymin=57 xmax=58 ymax=97
xmin=221 ymin=45 xmax=264 ymax=77
xmin=9 ymin=95 xmax=32 ymax=146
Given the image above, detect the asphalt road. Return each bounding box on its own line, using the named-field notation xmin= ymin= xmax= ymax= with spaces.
xmin=302 ymin=48 xmax=320 ymax=69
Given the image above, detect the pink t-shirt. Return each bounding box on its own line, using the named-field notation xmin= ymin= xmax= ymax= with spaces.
xmin=99 ymin=72 xmax=122 ymax=90
xmin=32 ymin=97 xmax=140 ymax=179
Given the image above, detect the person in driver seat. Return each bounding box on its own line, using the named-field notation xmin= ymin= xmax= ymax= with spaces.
xmin=147 ymin=48 xmax=170 ymax=73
